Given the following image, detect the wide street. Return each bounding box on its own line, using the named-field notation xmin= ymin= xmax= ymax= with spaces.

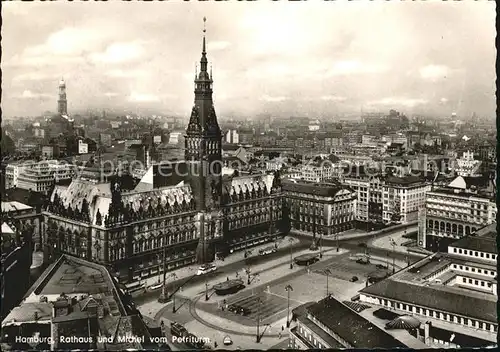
xmin=133 ymin=225 xmax=422 ymax=350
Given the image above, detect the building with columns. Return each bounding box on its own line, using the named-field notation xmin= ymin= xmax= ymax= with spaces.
xmin=423 ymin=176 xmax=497 ymax=252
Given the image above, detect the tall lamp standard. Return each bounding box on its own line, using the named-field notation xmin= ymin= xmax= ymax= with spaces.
xmin=390 ymin=238 xmax=396 ymax=273
xmin=335 ymin=234 xmax=339 ymax=252
xmin=255 ymin=297 xmax=262 ymax=343
xmin=285 ymin=284 xmax=293 ymax=328
xmin=319 ymin=229 xmax=323 ymax=259
xmin=288 ymin=237 xmax=294 ymax=269
xmin=205 ymin=277 xmax=209 ymax=301
xmin=170 ymin=273 xmax=178 ymax=313
xmin=324 ymin=268 xmax=332 ymax=296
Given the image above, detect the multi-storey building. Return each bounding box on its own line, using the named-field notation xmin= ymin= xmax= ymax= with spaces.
xmin=5 ymin=162 xmax=27 ymax=189
xmin=289 ymin=163 xmax=343 ymax=183
xmin=40 ymin=23 xmax=287 ymax=285
xmin=382 ymin=175 xmax=430 ymax=224
xmin=359 ymin=223 xmax=497 ymax=348
xmin=17 ymin=160 xmax=76 ymax=194
xmin=454 ymin=151 xmax=482 ymax=177
xmin=282 ymin=180 xmax=356 ymax=238
xmin=423 ymin=176 xmax=497 ymax=252
xmin=342 ymin=168 xmax=383 ymax=227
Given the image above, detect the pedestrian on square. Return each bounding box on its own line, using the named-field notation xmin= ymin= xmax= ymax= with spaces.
xmin=278 ymin=332 xmax=282 ymax=339
xmin=281 ymin=326 xmax=284 ymax=332
xmin=227 ymin=276 xmax=229 ymax=281
xmin=214 ymin=341 xmax=218 ymax=349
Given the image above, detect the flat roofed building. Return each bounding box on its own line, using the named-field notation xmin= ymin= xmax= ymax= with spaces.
xmin=383 ymin=175 xmax=430 ymax=224
xmin=282 ymin=179 xmax=356 ymax=237
xmin=17 ymin=160 xmax=76 ymax=194
xmin=359 ymin=226 xmax=497 ymax=348
xmin=289 ymin=295 xmax=408 ymax=349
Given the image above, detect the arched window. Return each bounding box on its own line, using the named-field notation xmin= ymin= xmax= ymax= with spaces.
xmin=465 ymin=226 xmax=470 ymax=235
xmin=452 ymin=224 xmax=457 ymax=233
xmin=428 ymin=219 xmax=434 ymax=228
xmin=446 ymin=223 xmax=451 ymax=233
xmin=458 ymin=224 xmax=464 ymax=235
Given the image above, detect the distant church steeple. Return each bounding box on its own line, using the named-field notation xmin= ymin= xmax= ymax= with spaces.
xmin=58 ymin=78 xmax=67 ymax=115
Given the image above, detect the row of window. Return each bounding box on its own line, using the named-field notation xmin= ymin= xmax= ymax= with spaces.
xmin=460 ymin=277 xmax=493 ymax=289
xmin=451 ymin=248 xmax=496 ymax=260
xmin=297 ymin=325 xmax=324 ymax=349
xmin=378 ymin=298 xmax=497 ymax=332
xmin=452 ymin=263 xmax=496 ymax=276
xmin=132 ymin=232 xmax=197 ymax=254
xmin=228 ymin=213 xmax=274 ymax=230
xmin=428 ymin=220 xmax=475 ymax=235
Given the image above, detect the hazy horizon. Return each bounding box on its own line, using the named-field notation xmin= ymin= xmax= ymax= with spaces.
xmin=2 ymin=1 xmax=496 ymax=119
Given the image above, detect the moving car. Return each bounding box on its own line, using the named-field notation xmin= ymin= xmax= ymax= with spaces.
xmin=259 ymin=246 xmax=277 ymax=256
xmin=350 ymin=276 xmax=359 ymax=282
xmin=356 ymin=257 xmax=370 ymax=265
xmin=223 ymin=336 xmax=233 ymax=346
xmin=357 ymin=242 xmax=367 ymax=248
xmin=196 ymin=263 xmax=217 ymax=276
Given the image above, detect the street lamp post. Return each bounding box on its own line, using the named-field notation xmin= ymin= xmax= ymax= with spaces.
xmin=325 ymin=268 xmax=331 ymax=297
xmin=336 ymin=234 xmax=339 ymax=252
xmin=285 ymin=284 xmax=293 ymax=328
xmin=172 ymin=291 xmax=176 ymax=313
xmin=390 ymin=237 xmax=396 ymax=273
xmin=205 ymin=278 xmax=209 ymax=301
xmin=319 ymin=231 xmax=323 ymax=258
xmin=256 ymin=297 xmax=262 ymax=343
xmin=289 ymin=237 xmax=294 ymax=269
xmin=246 ymin=268 xmax=251 ymax=285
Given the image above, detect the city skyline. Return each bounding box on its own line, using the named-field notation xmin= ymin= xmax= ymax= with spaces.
xmin=2 ymin=1 xmax=496 ymax=118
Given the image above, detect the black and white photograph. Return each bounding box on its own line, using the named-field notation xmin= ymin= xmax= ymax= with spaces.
xmin=0 ymin=1 xmax=497 ymax=350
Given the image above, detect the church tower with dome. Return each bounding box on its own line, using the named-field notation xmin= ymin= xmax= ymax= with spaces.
xmin=185 ymin=18 xmax=224 ymax=263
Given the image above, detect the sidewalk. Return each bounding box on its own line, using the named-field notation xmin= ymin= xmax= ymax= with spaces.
xmin=134 ymin=236 xmax=301 ymax=290
xmin=290 ymin=228 xmax=370 ymax=240
xmin=370 ymin=226 xmax=428 ymax=256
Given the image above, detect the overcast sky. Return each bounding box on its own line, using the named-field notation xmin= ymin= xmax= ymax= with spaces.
xmin=2 ymin=1 xmax=496 ymax=119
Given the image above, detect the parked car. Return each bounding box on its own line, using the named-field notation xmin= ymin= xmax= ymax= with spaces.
xmin=228 ymin=304 xmax=251 ymax=316
xmin=259 ymin=246 xmax=277 ymax=256
xmin=350 ymin=276 xmax=359 ymax=282
xmin=376 ymin=264 xmax=388 ymax=269
xmin=196 ymin=263 xmax=217 ymax=276
xmin=223 ymin=336 xmax=233 ymax=345
xmin=358 ymin=242 xmax=367 ymax=248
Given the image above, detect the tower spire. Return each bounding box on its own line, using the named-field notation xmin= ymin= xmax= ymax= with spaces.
xmin=202 ymin=17 xmax=207 ymax=54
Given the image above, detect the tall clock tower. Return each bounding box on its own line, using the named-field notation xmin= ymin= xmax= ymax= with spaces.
xmin=185 ymin=18 xmax=223 ymax=263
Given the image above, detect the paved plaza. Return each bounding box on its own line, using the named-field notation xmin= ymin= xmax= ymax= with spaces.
xmin=313 ymin=255 xmax=387 ymax=281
